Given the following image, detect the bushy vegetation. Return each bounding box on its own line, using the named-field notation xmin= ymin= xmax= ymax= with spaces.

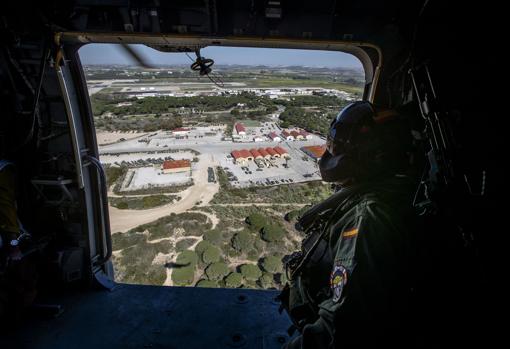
xmin=205 ymin=262 xmax=230 ymax=281
xmin=112 ymin=231 xmax=146 ymax=250
xmin=176 ymin=238 xmax=197 ymax=252
xmin=110 ymin=195 xmax=177 ymax=210
xmin=195 ymin=279 xmax=219 ymax=288
xmin=261 ymin=225 xmax=285 ymax=242
xmin=195 ymin=240 xmax=213 ymax=255
xmin=95 ymin=114 xmax=184 ymax=132
xmin=231 ymin=230 xmax=254 ymax=252
xmin=171 ymin=250 xmax=199 ymax=286
xmin=259 ymin=272 xmax=275 ymax=289
xmin=128 ymin=212 xmax=211 ymax=239
xmin=203 ymin=229 xmax=223 ymax=245
xmin=171 ymin=266 xmax=195 ymax=286
xmin=261 ymin=256 xmax=283 ymax=274
xmin=279 ymin=107 xmax=337 ymax=135
xmin=246 ymin=213 xmax=269 ymax=231
xmin=212 ymin=168 xmax=333 ymax=204
xmin=105 ymin=165 xmax=128 ymax=187
xmin=202 ymin=245 xmax=221 ymax=264
xmin=225 ymin=272 xmax=243 ymax=288
xmin=113 ymin=240 xmax=171 ymax=285
xmin=176 ymin=250 xmax=199 ymax=267
xmin=114 ymin=182 xmax=192 ymax=196
xmin=240 ymin=264 xmax=263 ymax=281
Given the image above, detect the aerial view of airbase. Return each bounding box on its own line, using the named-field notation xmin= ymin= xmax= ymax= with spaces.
xmin=84 ymin=51 xmax=364 ymax=290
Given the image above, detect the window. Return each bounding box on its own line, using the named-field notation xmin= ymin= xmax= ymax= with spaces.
xmin=79 ymin=44 xmax=364 ymax=289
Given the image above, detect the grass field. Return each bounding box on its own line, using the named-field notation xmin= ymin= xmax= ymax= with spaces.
xmin=236 ymin=119 xmax=261 ymax=127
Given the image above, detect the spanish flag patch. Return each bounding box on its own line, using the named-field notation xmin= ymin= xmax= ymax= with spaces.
xmin=342 ymin=228 xmax=358 ymax=238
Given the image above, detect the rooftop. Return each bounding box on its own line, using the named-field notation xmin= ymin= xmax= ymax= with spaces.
xmin=162 ymin=159 xmax=191 ymax=170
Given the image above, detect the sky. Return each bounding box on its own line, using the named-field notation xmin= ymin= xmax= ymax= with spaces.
xmin=79 ymin=44 xmax=362 ymax=69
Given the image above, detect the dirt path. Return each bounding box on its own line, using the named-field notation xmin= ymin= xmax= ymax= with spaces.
xmin=109 ymin=154 xmax=219 ymax=233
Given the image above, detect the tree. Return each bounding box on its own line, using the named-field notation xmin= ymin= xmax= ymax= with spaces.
xmin=195 ymin=240 xmax=213 ymax=255
xmin=176 ymin=239 xmax=195 ymax=252
xmin=245 ymin=213 xmax=269 ymax=231
xmin=259 ymin=272 xmax=275 ymax=289
xmin=176 ymin=250 xmax=198 ymax=268
xmin=171 ymin=266 xmax=195 ymax=286
xmin=225 ymin=272 xmax=243 ymax=288
xmin=261 ymin=225 xmax=285 ymax=242
xmin=261 ymin=256 xmax=283 ymax=273
xmin=202 ymin=246 xmax=221 ymax=264
xmin=231 ymin=230 xmax=253 ymax=252
xmin=240 ymin=264 xmax=262 ymax=281
xmin=195 ymin=279 xmax=218 ymax=288
xmin=205 ymin=262 xmax=229 ymax=281
xmin=203 ymin=229 xmax=222 ymax=245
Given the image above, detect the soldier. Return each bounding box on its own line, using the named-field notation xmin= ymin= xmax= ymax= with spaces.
xmin=279 ymin=101 xmax=420 ymax=348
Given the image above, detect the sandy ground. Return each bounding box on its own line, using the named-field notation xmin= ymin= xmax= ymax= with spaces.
xmin=96 ymin=131 xmax=147 ymax=146
xmin=108 ymin=154 xmax=219 ymax=233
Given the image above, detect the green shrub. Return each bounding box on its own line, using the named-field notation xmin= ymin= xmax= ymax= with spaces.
xmin=105 ymin=165 xmax=127 ymax=187
xmin=142 ymin=195 xmax=174 ymax=208
xmin=247 ymin=249 xmax=259 ymax=261
xmin=225 ymin=272 xmax=243 ymax=288
xmin=171 ymin=266 xmax=195 ymax=286
xmin=114 ymin=241 xmax=171 ymax=285
xmin=259 ymin=272 xmax=275 ymax=289
xmin=176 ymin=250 xmax=198 ymax=268
xmin=202 ymin=246 xmax=221 ymax=264
xmin=261 ymin=225 xmax=285 ymax=242
xmin=254 ymin=239 xmax=265 ymax=252
xmin=240 ymin=264 xmax=262 ymax=281
xmin=231 ymin=230 xmax=253 ymax=252
xmin=245 ymin=213 xmax=268 ymax=231
xmin=261 ymin=256 xmax=283 ymax=273
xmin=203 ymin=229 xmax=222 ymax=245
xmin=195 ymin=240 xmax=213 ymax=254
xmin=205 ymin=262 xmax=230 ymax=281
xmin=116 ymin=201 xmax=129 ymax=209
xmin=112 ymin=231 xmax=145 ymax=250
xmin=195 ymin=279 xmax=219 ymax=288
xmin=176 ymin=238 xmax=196 ymax=252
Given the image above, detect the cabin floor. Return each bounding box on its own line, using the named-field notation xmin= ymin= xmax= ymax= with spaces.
xmin=1 ymin=283 xmax=294 ymax=349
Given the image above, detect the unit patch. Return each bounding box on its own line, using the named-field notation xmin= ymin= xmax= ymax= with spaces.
xmin=330 ymin=264 xmax=348 ymax=302
xmin=342 ymin=228 xmax=358 ymax=238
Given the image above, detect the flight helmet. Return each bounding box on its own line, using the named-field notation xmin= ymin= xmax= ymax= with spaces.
xmin=319 ymin=101 xmax=403 ymax=183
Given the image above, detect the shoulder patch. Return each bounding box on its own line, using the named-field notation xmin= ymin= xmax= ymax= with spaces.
xmin=342 ymin=228 xmax=358 ymax=238
xmin=330 ymin=263 xmax=348 ymax=302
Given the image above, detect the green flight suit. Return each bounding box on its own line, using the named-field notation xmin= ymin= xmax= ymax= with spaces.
xmin=0 ymin=162 xmax=19 ymax=241
xmin=281 ymin=176 xmax=418 ymax=349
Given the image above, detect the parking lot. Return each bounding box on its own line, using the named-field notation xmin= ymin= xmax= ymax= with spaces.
xmin=100 ymin=150 xmax=196 ymax=167
xmin=219 ymin=143 xmax=322 ymax=188
xmin=99 ymin=123 xmax=325 ymax=190
xmin=119 ymin=166 xmax=193 ymax=192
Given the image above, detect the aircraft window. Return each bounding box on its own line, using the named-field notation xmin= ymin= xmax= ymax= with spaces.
xmin=78 ymin=44 xmax=364 ymax=289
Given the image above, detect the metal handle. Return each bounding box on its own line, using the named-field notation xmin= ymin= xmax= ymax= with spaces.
xmin=84 ymin=155 xmax=112 ymax=267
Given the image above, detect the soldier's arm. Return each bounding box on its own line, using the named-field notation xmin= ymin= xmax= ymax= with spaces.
xmin=284 ymin=201 xmax=407 ymax=348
